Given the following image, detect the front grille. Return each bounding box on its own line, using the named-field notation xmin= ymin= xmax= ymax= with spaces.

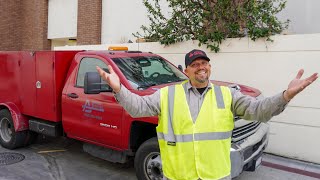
xmin=232 ymin=121 xmax=261 ymax=143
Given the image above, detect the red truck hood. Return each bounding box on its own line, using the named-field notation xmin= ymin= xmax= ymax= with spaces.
xmin=132 ymin=80 xmax=261 ymax=97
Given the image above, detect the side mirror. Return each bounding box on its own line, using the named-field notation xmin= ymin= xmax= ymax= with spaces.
xmin=84 ymin=72 xmax=113 ymax=94
xmin=178 ymin=65 xmax=183 ymax=72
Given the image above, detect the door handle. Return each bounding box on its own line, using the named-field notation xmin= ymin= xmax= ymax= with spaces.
xmin=67 ymin=93 xmax=79 ymax=98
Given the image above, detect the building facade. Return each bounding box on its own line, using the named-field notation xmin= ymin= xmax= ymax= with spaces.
xmin=1 ymin=0 xmax=320 ymax=50
xmin=0 ymin=1 xmax=50 ymax=50
xmin=0 ymin=0 xmax=102 ymax=50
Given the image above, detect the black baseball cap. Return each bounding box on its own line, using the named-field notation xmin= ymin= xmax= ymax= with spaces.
xmin=185 ymin=49 xmax=210 ymax=68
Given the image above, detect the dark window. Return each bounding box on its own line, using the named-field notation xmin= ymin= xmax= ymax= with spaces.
xmin=76 ymin=57 xmax=109 ymax=90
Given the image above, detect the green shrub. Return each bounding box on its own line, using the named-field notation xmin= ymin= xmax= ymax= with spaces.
xmin=134 ymin=0 xmax=289 ymax=52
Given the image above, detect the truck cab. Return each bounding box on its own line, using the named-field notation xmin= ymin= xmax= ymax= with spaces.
xmin=0 ymin=49 xmax=269 ymax=180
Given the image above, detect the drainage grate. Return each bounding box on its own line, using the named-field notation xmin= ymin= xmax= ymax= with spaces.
xmin=0 ymin=152 xmax=25 ymax=165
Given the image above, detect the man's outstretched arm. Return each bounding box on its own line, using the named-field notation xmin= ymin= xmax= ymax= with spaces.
xmin=232 ymin=69 xmax=318 ymax=122
xmin=96 ymin=65 xmax=160 ymax=117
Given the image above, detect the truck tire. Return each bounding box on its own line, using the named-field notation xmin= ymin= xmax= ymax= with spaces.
xmin=134 ymin=137 xmax=163 ymax=180
xmin=0 ymin=109 xmax=33 ymax=149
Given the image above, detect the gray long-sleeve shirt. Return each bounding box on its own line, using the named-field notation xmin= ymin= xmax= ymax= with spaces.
xmin=115 ymin=81 xmax=288 ymax=122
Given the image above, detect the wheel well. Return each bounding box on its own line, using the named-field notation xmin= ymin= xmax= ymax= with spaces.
xmin=130 ymin=121 xmax=157 ymax=152
xmin=0 ymin=106 xmax=8 ymax=111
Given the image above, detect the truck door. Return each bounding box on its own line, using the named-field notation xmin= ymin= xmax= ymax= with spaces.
xmin=63 ymin=57 xmax=123 ymax=148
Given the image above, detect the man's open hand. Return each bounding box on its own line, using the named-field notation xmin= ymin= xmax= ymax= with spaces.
xmin=284 ymin=69 xmax=318 ymax=101
xmin=96 ymin=65 xmax=121 ymax=93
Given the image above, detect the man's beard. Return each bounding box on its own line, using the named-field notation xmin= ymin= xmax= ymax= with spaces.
xmin=195 ymin=76 xmax=209 ymax=83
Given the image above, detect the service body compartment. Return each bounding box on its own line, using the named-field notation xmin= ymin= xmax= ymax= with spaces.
xmin=0 ymin=51 xmax=81 ymax=122
xmin=33 ymin=51 xmax=80 ymax=122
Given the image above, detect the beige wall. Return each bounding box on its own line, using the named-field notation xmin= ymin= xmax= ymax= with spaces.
xmin=101 ymin=0 xmax=170 ymax=44
xmin=277 ymin=0 xmax=320 ymax=34
xmin=55 ymin=34 xmax=320 ymax=164
xmin=48 ymin=0 xmax=78 ymax=39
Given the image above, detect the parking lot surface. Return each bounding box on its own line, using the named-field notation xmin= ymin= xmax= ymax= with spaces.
xmin=0 ymin=137 xmax=319 ymax=180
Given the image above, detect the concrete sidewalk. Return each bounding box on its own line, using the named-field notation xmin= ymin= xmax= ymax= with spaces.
xmin=235 ymin=153 xmax=320 ymax=180
xmin=262 ymin=153 xmax=320 ymax=179
xmin=0 ymin=137 xmax=320 ymax=180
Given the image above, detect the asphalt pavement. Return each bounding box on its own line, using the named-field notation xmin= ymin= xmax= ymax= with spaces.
xmin=0 ymin=136 xmax=319 ymax=180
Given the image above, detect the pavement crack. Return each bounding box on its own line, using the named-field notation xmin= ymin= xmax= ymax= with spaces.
xmin=42 ymin=154 xmax=66 ymax=180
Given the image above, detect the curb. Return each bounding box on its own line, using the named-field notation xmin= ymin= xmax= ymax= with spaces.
xmin=262 ymin=153 xmax=320 ymax=179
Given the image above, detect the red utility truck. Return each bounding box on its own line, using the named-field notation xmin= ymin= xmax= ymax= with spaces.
xmin=0 ymin=50 xmax=269 ymax=180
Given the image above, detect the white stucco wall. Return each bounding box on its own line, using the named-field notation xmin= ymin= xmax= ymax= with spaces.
xmin=137 ymin=36 xmax=320 ymax=164
xmin=101 ymin=0 xmax=148 ymax=44
xmin=101 ymin=0 xmax=170 ymax=44
xmin=277 ymin=0 xmax=320 ymax=34
xmin=48 ymin=0 xmax=78 ymax=39
xmin=55 ymin=34 xmax=320 ymax=164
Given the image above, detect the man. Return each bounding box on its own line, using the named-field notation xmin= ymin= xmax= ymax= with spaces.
xmin=96 ymin=49 xmax=318 ymax=180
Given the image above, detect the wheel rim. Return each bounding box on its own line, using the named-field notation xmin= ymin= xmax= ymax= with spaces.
xmin=0 ymin=117 xmax=13 ymax=143
xmin=144 ymin=152 xmax=163 ymax=180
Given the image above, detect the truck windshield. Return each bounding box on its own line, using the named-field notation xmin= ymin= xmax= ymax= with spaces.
xmin=112 ymin=56 xmax=188 ymax=90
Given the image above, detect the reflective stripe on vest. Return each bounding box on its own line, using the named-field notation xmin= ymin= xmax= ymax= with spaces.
xmin=160 ymin=84 xmax=231 ymax=143
xmin=157 ymin=131 xmax=232 ymax=142
xmin=214 ymin=85 xmax=225 ymax=109
xmin=167 ymin=84 xmax=176 ymax=143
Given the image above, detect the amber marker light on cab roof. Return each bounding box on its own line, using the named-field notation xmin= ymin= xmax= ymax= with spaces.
xmin=108 ymin=46 xmax=128 ymax=51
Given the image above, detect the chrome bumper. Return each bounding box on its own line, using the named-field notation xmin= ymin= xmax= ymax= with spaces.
xmin=230 ymin=122 xmax=269 ymax=178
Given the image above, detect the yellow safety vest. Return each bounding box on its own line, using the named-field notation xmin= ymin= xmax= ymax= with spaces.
xmin=157 ymin=82 xmax=234 ymax=180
